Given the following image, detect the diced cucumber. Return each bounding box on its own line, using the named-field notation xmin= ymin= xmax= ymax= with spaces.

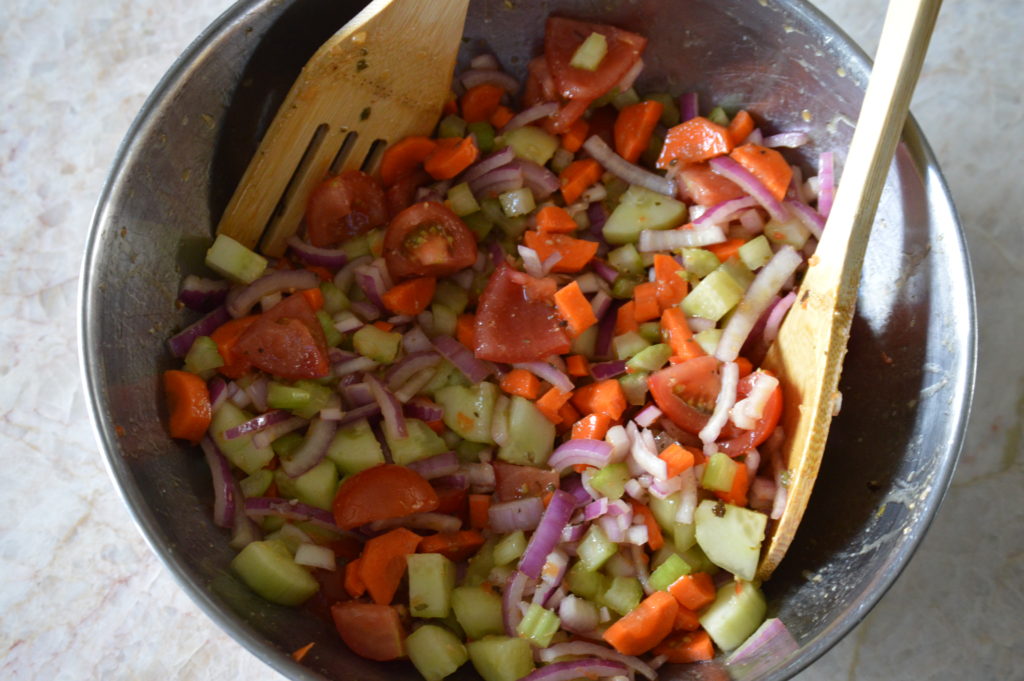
xmin=406 ymin=624 xmax=468 ymax=681
xmin=438 ymin=114 xmax=467 ymax=138
xmin=646 ymin=93 xmax=681 ymax=127
xmin=463 ymin=211 xmax=495 ymax=242
xmin=267 ymin=380 xmax=332 ymax=419
xmin=385 ymin=418 xmax=448 ymax=466
xmin=699 ymin=580 xmax=767 ymax=651
xmin=516 ymin=603 xmax=560 ymax=648
xmin=211 ymin=402 xmax=274 ymax=474
xmin=183 ymin=336 xmax=223 ymax=376
xmin=503 ymin=126 xmax=560 ymax=166
xmin=647 ymin=554 xmax=692 ymax=592
xmin=674 ymin=522 xmax=697 ymax=552
xmin=648 ymin=493 xmax=680 ymax=534
xmin=719 ymin=256 xmax=754 ymax=290
xmin=682 ymin=267 xmax=745 ymax=321
xmin=205 ymin=234 xmax=267 ymax=284
xmin=638 ymin=321 xmax=663 ymax=344
xmin=682 ymin=248 xmax=721 ymax=278
xmin=626 ymin=343 xmax=672 ymax=372
xmin=316 ymin=309 xmax=343 ymax=347
xmin=571 ymin=324 xmax=598 ymax=358
xmin=618 ymin=371 xmax=650 ymax=406
xmin=265 ymin=523 xmax=311 ymax=555
xmin=678 ymin=542 xmax=718 ymax=574
xmin=765 ymin=214 xmax=811 ymax=250
xmin=694 ymin=500 xmax=768 ymax=581
xmin=739 ymin=235 xmax=773 ymax=270
xmin=613 ymin=331 xmax=651 ymax=360
xmin=240 ymin=469 xmax=274 ymax=498
xmin=577 ymin=524 xmax=617 ymax=572
xmin=498 ymin=396 xmax=555 ymax=467
xmin=570 ymin=31 xmax=608 ymax=71
xmin=611 ymin=274 xmax=641 ymax=299
xmin=608 ymin=243 xmax=645 ymax=276
xmin=326 ymin=418 xmax=385 ymax=475
xmin=434 ymin=280 xmax=470 ymax=316
xmin=452 ymin=585 xmax=505 ymax=639
xmin=431 ymin=302 xmax=459 ymax=337
xmin=274 ymin=459 xmax=338 ymax=511
xmin=230 ymin=539 xmax=318 ymax=606
xmin=701 ymin=451 xmax=740 ymax=493
xmin=353 ymin=324 xmax=402 ymax=364
xmin=612 ymin=87 xmax=641 ymax=110
xmin=694 ymin=328 xmax=723 ymax=355
xmin=320 ymin=281 xmax=350 ymax=314
xmin=467 ymin=637 xmax=535 ymax=681
xmin=341 ymin=232 xmax=371 ymax=260
xmin=447 ymin=182 xmax=481 ymax=217
xmin=601 ymin=576 xmax=643 ymax=616
xmin=464 ymin=536 xmax=499 ymax=587
xmin=499 ymin=187 xmax=536 ymax=218
xmin=590 ymin=462 xmax=630 ymax=500
xmin=456 ymin=439 xmax=490 ymax=463
xmin=707 ymin=106 xmax=730 ymax=126
xmin=603 ymin=185 xmax=688 ymax=245
xmin=566 ymin=560 xmax=608 ymax=600
xmin=603 ymin=549 xmax=636 ymax=578
xmin=493 ymin=530 xmax=527 ymax=566
xmin=408 ymin=553 xmax=455 ymax=618
xmin=424 ymin=360 xmax=468 ymax=396
xmin=436 ymin=383 xmax=498 ymax=444
xmin=468 ymin=121 xmax=496 ymax=154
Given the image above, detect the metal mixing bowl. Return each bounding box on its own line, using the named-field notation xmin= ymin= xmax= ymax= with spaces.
xmin=79 ymin=0 xmax=975 ymax=679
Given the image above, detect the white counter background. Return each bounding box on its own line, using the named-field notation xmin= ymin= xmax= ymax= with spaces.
xmin=1 ymin=0 xmax=1020 ymax=679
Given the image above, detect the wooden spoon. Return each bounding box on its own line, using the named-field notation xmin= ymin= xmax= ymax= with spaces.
xmin=216 ymin=0 xmax=470 ymax=257
xmin=756 ymin=0 xmax=943 ymax=580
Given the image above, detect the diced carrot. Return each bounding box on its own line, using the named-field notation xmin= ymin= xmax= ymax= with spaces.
xmin=632 ymin=281 xmax=660 ymax=323
xmin=658 ymin=443 xmax=695 ymax=478
xmin=460 ymin=83 xmax=505 ymax=124
xmin=630 ymin=500 xmax=664 ymax=551
xmin=381 ymin=276 xmax=436 ymax=316
xmin=571 ymin=413 xmax=612 ymax=440
xmin=210 ymin=315 xmax=258 ymax=378
xmin=561 ymin=118 xmax=589 ymax=153
xmin=715 ymin=462 xmax=749 ymax=507
xmin=372 ymin=320 xmax=395 ymax=332
xmin=344 ymin=558 xmax=366 ymax=598
xmin=554 ymin=281 xmax=598 ymax=337
xmin=535 ymin=387 xmax=573 ymax=424
xmin=727 ymin=109 xmax=755 ymax=146
xmin=418 ymin=530 xmax=486 ymax=562
xmin=292 ymin=642 xmax=316 ymax=662
xmin=499 ymin=368 xmax=540 ymax=400
xmin=566 ymin=354 xmax=590 ymax=377
xmin=163 ymin=370 xmax=212 ymax=444
xmin=735 ymin=356 xmax=753 ymax=378
xmin=602 ymin=591 xmax=679 ymax=655
xmin=653 ymin=254 xmax=688 ymax=309
xmin=358 ymin=528 xmax=423 ymax=605
xmin=456 ymin=313 xmax=477 ymax=349
xmin=706 ymin=237 xmax=746 ymax=264
xmin=468 ymin=494 xmax=491 ymax=530
xmin=489 ymin=105 xmax=515 ymax=129
xmin=614 ymin=100 xmax=664 ymax=163
xmin=379 ymin=136 xmax=438 ymax=186
xmin=557 ymin=401 xmax=580 ymax=435
xmin=654 ymin=630 xmax=715 ymax=663
xmin=536 ymin=205 xmax=579 ymax=234
xmin=660 ymin=308 xmax=704 ymax=361
xmin=729 ymin=143 xmax=793 ymax=201
xmin=656 ymin=116 xmax=734 ymax=169
xmin=424 ymin=136 xmax=479 ymax=180
xmin=425 ymin=418 xmax=446 ymax=435
xmin=559 ymin=158 xmax=603 ymax=204
xmin=667 ymin=572 xmax=717 ymax=611
xmin=615 ymin=301 xmax=638 ymax=335
xmin=522 ymin=231 xmax=599 ymax=273
xmin=571 ymin=379 xmax=626 ymax=421
xmin=673 ymin=606 xmax=702 ymax=632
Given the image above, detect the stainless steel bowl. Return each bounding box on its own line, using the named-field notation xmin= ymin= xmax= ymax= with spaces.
xmin=79 ymin=0 xmax=975 ymax=679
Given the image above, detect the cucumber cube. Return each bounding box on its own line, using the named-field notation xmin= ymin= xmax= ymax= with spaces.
xmin=326 ymin=418 xmax=385 ymax=475
xmin=682 ymin=268 xmax=745 ymax=321
xmin=647 ymin=553 xmax=692 ymax=592
xmin=648 ymin=492 xmax=680 ymax=534
xmin=694 ymin=500 xmax=768 ymax=581
xmin=590 ymin=462 xmax=630 ymax=500
xmin=408 ymin=553 xmax=455 ymax=618
xmin=618 ymin=371 xmax=650 ymax=406
xmin=436 ymin=383 xmax=498 ymax=444
xmin=452 ymin=585 xmax=505 ymax=639
xmin=406 ymin=624 xmax=468 ymax=681
xmin=464 ymin=536 xmax=499 ymax=587
xmin=468 ymin=121 xmax=496 ymax=154
xmin=674 ymin=521 xmax=697 ymax=552
xmin=608 ymin=243 xmax=645 ymax=276
xmin=274 ymin=459 xmax=338 ymax=511
xmin=503 ymin=126 xmax=560 ymax=166
xmin=499 ymin=187 xmax=536 ymax=218
xmin=613 ymin=331 xmax=651 ymax=360
xmin=467 ymin=637 xmax=535 ymax=681
xmin=682 ymin=248 xmax=721 ymax=278
xmin=739 ymin=235 xmax=773 ymax=270
xmin=701 ymin=451 xmax=740 ymax=493
xmin=434 ymin=280 xmax=470 ymax=316
xmin=353 ymin=324 xmax=402 ymax=364
xmin=577 ymin=524 xmax=617 ymax=572
xmin=319 ymin=281 xmax=350 ymax=314
xmin=183 ymin=336 xmax=223 ymax=376
xmin=566 ymin=560 xmax=609 ymax=600
xmin=694 ymin=329 xmax=723 ymax=355
xmin=447 ymin=182 xmax=481 ymax=217
xmin=493 ymin=530 xmax=527 ymax=566
xmin=570 ymin=31 xmax=608 ymax=71
xmin=385 ymin=418 xmax=448 ymax=466
xmin=498 ymin=396 xmax=555 ymax=467
xmin=210 ymin=402 xmax=274 ymax=474
xmin=205 ymin=234 xmax=267 ymax=284
xmin=231 ymin=540 xmax=318 ymax=606
xmin=601 ymin=576 xmax=643 ymax=616
xmin=700 ymin=580 xmax=767 ymax=651
xmin=240 ymin=469 xmax=274 ymax=498
xmin=626 ymin=343 xmax=672 ymax=372
xmin=604 ymin=185 xmax=688 ymax=245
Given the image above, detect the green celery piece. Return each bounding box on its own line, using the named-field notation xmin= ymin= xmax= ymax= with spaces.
xmin=326 ymin=418 xmax=384 ymax=475
xmin=385 ymin=418 xmax=448 ymax=466
xmin=289 ymin=380 xmax=332 ymax=419
xmin=570 ymin=31 xmax=608 ymax=70
xmin=467 ymin=637 xmax=535 ymax=681
xmin=611 ymin=274 xmax=641 ymax=299
xmin=648 ymin=492 xmax=681 ymax=533
xmin=700 ymin=580 xmax=767 ymax=652
xmin=434 ymin=280 xmax=470 ymax=315
xmin=682 ymin=248 xmax=721 ymax=278
xmin=516 ymin=603 xmax=560 ymax=648
xmin=407 ymin=553 xmax=456 ymax=618
xmin=230 ymin=540 xmax=318 ymax=606
xmin=183 ymin=336 xmax=223 ymax=376
xmin=701 ymin=452 xmax=739 ymax=492
xmin=674 ymin=522 xmax=698 ymax=552
xmin=316 ymin=309 xmax=343 ymax=347
xmin=719 ymin=257 xmax=754 ymax=290
xmin=612 ymin=87 xmax=641 ymax=110
xmin=566 ymin=560 xmax=608 ymax=600
xmin=498 ymin=396 xmax=555 ymax=466
xmin=447 ymin=182 xmax=481 ymax=217
xmin=273 ymin=459 xmax=338 ymax=511
xmin=452 ymin=585 xmax=505 ymax=639
xmin=590 ymin=462 xmax=630 ymax=500
xmin=463 ymin=211 xmax=494 ymax=242
xmin=205 ymin=234 xmax=267 ymax=284
xmin=601 ymin=576 xmax=643 ymax=616
xmin=682 ymin=267 xmax=745 ymax=321
xmin=739 ymin=235 xmax=773 ymax=270
xmin=493 ymin=531 xmax=527 ymax=566
xmin=436 ymin=383 xmax=498 ymax=444
xmin=694 ymin=500 xmax=768 ymax=581
xmin=577 ymin=524 xmax=617 ymax=572
xmin=468 ymin=121 xmax=496 ymax=153
xmin=406 ymin=624 xmax=468 ymax=681
xmin=648 ymin=554 xmax=692 ymax=592
xmin=267 ymin=382 xmax=311 ymax=411
xmin=613 ymin=330 xmax=651 ymax=360
xmin=503 ymin=126 xmax=560 ymax=166
xmin=353 ymin=324 xmax=402 ymax=363
xmin=210 ymin=402 xmax=274 ymax=474
xmin=618 ymin=371 xmax=650 ymax=406
xmin=438 ymin=114 xmax=467 ymax=138
xmin=626 ymin=343 xmax=672 ymax=372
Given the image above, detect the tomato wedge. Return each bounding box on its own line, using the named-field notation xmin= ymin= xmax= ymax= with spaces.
xmin=332 ymin=464 xmax=439 ymax=530
xmin=305 ymin=170 xmax=388 ymax=247
xmin=331 ymin=602 xmax=406 ymax=661
xmin=494 ymin=461 xmax=560 ymax=501
xmin=675 ymin=163 xmax=746 ymax=207
xmin=474 ymin=264 xmax=571 ymax=363
xmin=234 ymin=294 xmax=329 ymax=380
xmin=383 ymin=201 xmax=478 ymax=279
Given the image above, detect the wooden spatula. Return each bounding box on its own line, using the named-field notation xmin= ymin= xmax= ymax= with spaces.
xmin=216 ymin=0 xmax=470 ymax=257
xmin=756 ymin=0 xmax=943 ymax=580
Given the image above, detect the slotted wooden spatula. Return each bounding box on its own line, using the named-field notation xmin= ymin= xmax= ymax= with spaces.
xmin=756 ymin=0 xmax=942 ymax=580
xmin=216 ymin=0 xmax=470 ymax=257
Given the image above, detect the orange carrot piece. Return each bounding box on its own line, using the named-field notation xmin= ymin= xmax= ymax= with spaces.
xmin=632 ymin=281 xmax=660 ymax=323
xmin=654 ymin=630 xmax=715 ymax=663
xmin=615 ymin=301 xmax=639 ymax=335
xmin=673 ymin=606 xmax=702 ymax=633
xmin=602 ymin=590 xmax=679 ymax=655
xmin=656 ymin=116 xmax=734 ymax=169
xmin=210 ymin=315 xmax=258 ymax=378
xmin=499 ymin=368 xmax=540 ymax=400
xmin=727 ymin=109 xmax=755 ymax=146
xmin=566 ymin=354 xmax=590 ymax=377
xmin=381 ymin=276 xmax=436 ymax=316
xmin=460 ymin=83 xmax=505 ymax=124
xmin=536 ymin=205 xmax=579 ymax=234
xmin=735 ymin=356 xmax=753 ymax=378
xmin=660 ymin=308 xmax=704 ymax=361
xmin=468 ymin=494 xmax=491 ymax=530
xmin=358 ymin=528 xmax=423 ymax=605
xmin=667 ymin=572 xmax=717 ymax=611
xmin=372 ymin=320 xmax=395 ymax=332
xmin=292 ymin=642 xmax=316 ymax=662
xmin=653 ymin=254 xmax=688 ymax=310
xmin=729 ymin=143 xmax=793 ymax=201
xmin=554 ymin=281 xmax=598 ymax=337
xmin=456 ymin=313 xmax=477 ymax=349
xmin=630 ymin=500 xmax=664 ymax=551
xmin=561 ymin=118 xmax=590 ymax=153
xmin=305 ymin=264 xmax=334 ymax=282
xmin=614 ymin=100 xmax=664 ymax=163
xmin=706 ymin=237 xmax=746 ymax=263
xmin=163 ymin=370 xmax=212 ymax=444
xmin=379 ymin=136 xmax=438 ymax=186
xmin=557 ymin=401 xmax=581 ymax=434
xmin=489 ymin=105 xmax=515 ymax=129
xmin=424 ymin=136 xmax=479 ymax=180
xmin=571 ymin=413 xmax=612 ymax=440
xmin=715 ymin=462 xmax=749 ymax=507
xmin=559 ymin=158 xmax=603 ymax=204
xmin=522 ymin=231 xmax=599 ymax=273
xmin=571 ymin=379 xmax=627 ymax=421
xmin=418 ymin=530 xmax=486 ymax=562
xmin=536 ymin=387 xmax=573 ymax=424
xmin=344 ymin=558 xmax=367 ymax=598
xmin=658 ymin=443 xmax=695 ymax=478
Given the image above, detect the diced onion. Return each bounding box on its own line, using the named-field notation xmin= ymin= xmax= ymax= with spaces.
xmin=730 ymin=372 xmax=780 ymax=429
xmin=638 ymin=223 xmax=726 ymax=252
xmin=699 ymin=361 xmax=739 ymax=446
xmin=582 ymin=135 xmax=675 ymax=197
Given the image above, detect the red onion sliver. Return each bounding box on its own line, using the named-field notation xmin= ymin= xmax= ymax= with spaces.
xmin=634 ymin=404 xmax=663 ymax=428
xmin=280 ymin=417 xmax=337 ymax=477
xmin=763 ymin=131 xmax=810 ymax=148
xmin=548 ymin=439 xmax=614 ymax=472
xmin=178 ymin=275 xmax=229 ymax=312
xmin=406 ymin=451 xmax=460 ymax=480
xmin=461 ymin=146 xmax=517 ymax=184
xmin=627 ymin=424 xmax=668 ymax=480
xmin=508 ymin=159 xmax=560 ymax=200
xmin=469 ymin=165 xmax=524 ymax=197
xmin=251 ymin=415 xmax=308 ymax=449
xmin=200 ymin=438 xmax=235 ymax=528
xmin=589 ymin=359 xmax=627 ymax=381
xmin=709 ymin=155 xmax=789 ymax=222
xmin=353 ymin=262 xmax=390 ymax=309
xmin=385 ymin=351 xmax=441 ymax=391
xmin=469 ymin=53 xmax=499 ymax=70
xmin=539 ymin=642 xmax=655 ymax=680
xmin=208 ymin=376 xmax=228 ymax=412
xmin=518 ymin=490 xmax=575 ymax=579
xmin=519 ymin=245 xmax=544 ymax=278
xmin=726 ymin=618 xmax=800 ymax=668
xmin=615 ymin=57 xmax=644 ymax=92
xmin=168 ymin=306 xmax=230 ymax=357
xmin=244 ymin=497 xmax=340 ymax=531
xmin=333 ymin=254 xmax=372 ymax=292
xmin=513 ymin=361 xmax=574 ymax=393
xmin=461 ymin=67 xmax=520 ymax=94
xmin=502 ymin=102 xmax=560 ymax=132
xmin=286 ymin=235 xmax=348 ymax=268
xmin=226 ymin=269 xmax=319 ymax=318
xmin=679 ymin=92 xmax=699 ymax=122
xmin=405 ymin=395 xmax=444 ymax=422
xmin=402 ymin=325 xmax=433 ymax=353
xmin=503 ymin=570 xmax=530 ymax=635
xmin=692 ymin=195 xmax=759 ymax=227
xmin=490 ymin=497 xmax=545 ymax=533
xmin=433 ymin=335 xmax=492 ymax=383
xmin=763 ymin=291 xmax=797 ymax=345
xmin=817 ymin=151 xmax=836 ymax=218
xmin=223 ymin=408 xmax=293 ymax=440
xmin=364 ymin=373 xmax=406 ymax=441
xmin=583 ymin=135 xmax=675 ymax=196
xmin=333 ymin=355 xmax=379 ymax=378
xmin=786 ymin=199 xmax=825 ymax=240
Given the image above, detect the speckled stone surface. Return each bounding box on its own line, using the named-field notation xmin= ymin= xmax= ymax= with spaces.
xmin=0 ymin=0 xmax=1020 ymax=679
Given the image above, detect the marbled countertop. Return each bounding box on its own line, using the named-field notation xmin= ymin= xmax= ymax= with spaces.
xmin=1 ymin=0 xmax=1020 ymax=679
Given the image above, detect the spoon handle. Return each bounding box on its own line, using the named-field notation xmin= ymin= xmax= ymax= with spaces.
xmin=756 ymin=0 xmax=942 ymax=580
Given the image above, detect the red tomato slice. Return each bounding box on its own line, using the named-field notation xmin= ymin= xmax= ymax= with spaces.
xmin=331 ymin=602 xmax=406 ymax=661
xmin=385 ymin=169 xmax=430 ymax=219
xmin=383 ymin=201 xmax=477 ymax=279
xmin=234 ymin=294 xmax=329 ymax=380
xmin=494 ymin=461 xmax=560 ymax=501
xmin=305 ymin=170 xmax=388 ymax=248
xmin=332 ymin=464 xmax=439 ymax=530
xmin=524 ymin=56 xmax=558 ymax=108
xmin=474 ymin=264 xmax=571 ymax=363
xmin=676 ymin=163 xmax=746 ymax=207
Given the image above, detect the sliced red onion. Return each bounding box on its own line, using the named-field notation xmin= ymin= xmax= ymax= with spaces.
xmin=244 ymin=497 xmax=339 ymax=531
xmin=627 ymin=423 xmax=668 ymax=480
xmin=385 ymin=351 xmax=441 ymax=391
xmin=817 ymin=151 xmax=836 ymax=218
xmin=726 ymin=618 xmax=799 ymax=670
xmin=461 ymin=67 xmax=520 ymax=94
xmin=714 ymin=246 xmax=803 ymax=362
xmin=251 ymin=415 xmax=308 ymax=449
xmin=764 ymin=131 xmax=810 ymax=149
xmin=548 ymin=440 xmax=614 ymax=472
xmin=634 ymin=405 xmax=663 ymax=429
xmin=519 ymin=245 xmax=544 ymax=279
xmin=334 ymin=403 xmax=382 ymax=428
xmin=333 ymin=355 xmax=379 ymax=378
xmin=200 ymin=438 xmax=235 ymax=528
xmin=469 ymin=53 xmax=499 ymax=70
xmin=407 ymin=451 xmax=460 ymax=480
xmin=678 ymin=92 xmax=699 ymax=122
xmin=638 ymin=223 xmax=726 ymax=252
xmin=415 ymin=186 xmax=445 ymax=204
xmin=333 ymin=254 xmax=372 ymax=292
xmin=503 ymin=570 xmax=530 ymax=635
xmin=502 ymin=102 xmax=560 ymax=132
xmin=541 ymin=251 xmax=564 ymax=276
xmin=574 ymin=272 xmax=602 ymax=295
xmin=394 ymin=367 xmax=438 ymax=403
xmin=605 ymin=425 xmax=631 ymax=463
xmin=739 ymin=208 xmax=766 ymax=234
xmin=228 ymin=381 xmax=251 ymax=409
xmin=560 ymin=523 xmax=587 ymax=543
xmin=699 ymin=361 xmax=739 ymax=448
xmin=367 ymin=512 xmax=461 ymax=534
xmin=343 ymin=382 xmax=375 ymax=408
xmin=208 ymin=376 xmax=228 ymax=412
xmin=364 ymin=373 xmax=406 ymax=440
xmin=333 ymin=310 xmax=364 ymax=334
xmin=287 ymin=235 xmax=348 ymax=269
xmin=245 ymin=376 xmax=269 ymax=413
xmin=561 ymin=474 xmax=593 ymax=506
xmin=590 ymin=290 xmax=612 ymax=321
xmin=402 ymin=325 xmax=433 ymax=353
xmin=589 ymin=360 xmax=627 ymax=381
xmin=518 ymin=490 xmax=575 ymax=579
xmin=508 ymin=159 xmax=560 ymax=200
xmin=745 ymin=448 xmax=762 ymax=480
xmin=353 ymin=262 xmax=390 ymax=309
xmin=280 ymin=416 xmax=337 ymax=477
xmin=675 ymin=468 xmax=698 ymax=524
xmin=178 ymin=275 xmax=229 ymax=312
xmin=749 ymin=475 xmax=777 ymax=513
xmin=461 ymin=146 xmax=517 ymax=185
xmin=489 ymin=497 xmax=545 ymax=533
xmin=587 ymin=203 xmax=610 ymax=239
xmin=730 ymin=372 xmax=780 ymax=430
xmin=583 ymin=135 xmax=675 ymax=197
xmin=687 ymin=316 xmax=716 ymax=334
xmin=786 ymin=164 xmax=804 ymax=202
xmin=539 ymin=642 xmax=655 ymax=680
xmin=744 ymin=128 xmax=764 ymax=146
xmin=513 ymin=361 xmax=574 ymax=393
xmin=405 ymin=396 xmax=444 ymax=422
xmin=168 ymin=306 xmax=230 ymax=357
xmin=584 ymin=498 xmax=609 ymax=521
xmin=433 ymin=335 xmax=493 ymax=383
xmin=616 ymin=56 xmax=644 ymax=91
xmin=786 ymin=200 xmax=825 ymax=240
xmin=709 ymin=156 xmax=789 ymax=222
xmin=649 ymin=475 xmax=684 ymax=499
xmin=464 ymin=461 xmax=496 ymax=493
xmin=626 ymin=524 xmax=649 ymax=546
xmin=532 ymin=548 xmax=569 ymax=606
xmin=223 ymin=409 xmax=294 ymax=440
xmin=469 ymin=165 xmax=524 ymax=197
xmin=692 ymin=195 xmax=759 ymax=227
xmin=226 ymin=269 xmax=319 ymax=318
xmin=771 ymin=445 xmax=788 ymax=520
xmin=259 ymin=292 xmax=282 ymax=312
xmin=320 ymin=405 xmax=345 ymax=421
xmin=594 ymin=304 xmax=619 ymax=359
xmin=432 ymin=474 xmax=469 ymax=490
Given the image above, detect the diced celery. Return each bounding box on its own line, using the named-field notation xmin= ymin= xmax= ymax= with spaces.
xmin=431 ymin=302 xmax=459 ymax=337
xmin=320 ymin=281 xmax=349 ymax=314
xmin=516 ymin=603 xmax=560 ymax=648
xmin=619 ymin=371 xmax=650 ymax=406
xmin=694 ymin=329 xmax=722 ymax=355
xmin=646 ymin=93 xmax=681 ymax=127
xmin=438 ymin=114 xmax=467 ymax=138
xmin=604 ymin=185 xmax=688 ymax=245
xmin=707 ymin=106 xmax=730 ymax=126
xmin=700 ymin=580 xmax=767 ymax=652
xmin=493 ymin=530 xmax=527 ymax=566
xmin=205 ymin=234 xmax=267 ymax=284
xmin=601 ymin=576 xmax=643 ymax=616
xmin=316 ymin=309 xmax=343 ymax=347
xmin=284 ymin=380 xmax=333 ymax=419
xmin=210 ymin=402 xmax=274 ymax=474
xmin=434 ymin=280 xmax=470 ymax=316
xmin=570 ymin=31 xmax=608 ymax=71
xmin=627 ymin=343 xmax=672 ymax=372
xmin=694 ymin=500 xmax=768 ymax=581
xmin=231 ymin=540 xmax=318 ymax=606
xmin=648 ymin=554 xmax=692 ymax=592
xmin=566 ymin=560 xmax=608 ymax=600
xmin=468 ymin=121 xmax=496 ymax=154
xmin=611 ymin=274 xmax=641 ymax=299
xmin=408 ymin=553 xmax=456 ymax=618
xmin=682 ymin=248 xmax=721 ymax=278
xmin=719 ymin=257 xmax=754 ymax=290
xmin=499 ymin=187 xmax=536 ymax=218
xmin=452 ymin=585 xmax=505 ymax=639
xmin=326 ymin=418 xmax=385 ymax=475
xmin=739 ymin=235 xmax=773 ymax=270
xmin=274 ymin=459 xmax=338 ymax=511
xmin=577 ymin=524 xmax=617 ymax=572
xmin=240 ymin=469 xmax=274 ymax=498
xmin=613 ymin=331 xmax=651 ymax=360
xmin=406 ymin=624 xmax=469 ymax=681
xmin=571 ymin=324 xmax=598 ymax=358
xmin=590 ymin=462 xmax=630 ymax=500
xmin=385 ymin=418 xmax=448 ymax=466
xmin=498 ymin=396 xmax=555 ymax=467
xmin=184 ymin=336 xmax=223 ymax=376
xmin=503 ymin=126 xmax=560 ymax=166
xmin=612 ymin=87 xmax=641 ymax=110
xmin=467 ymin=636 xmax=535 ymax=681
xmin=436 ymin=383 xmax=498 ymax=444
xmin=447 ymin=182 xmax=481 ymax=217
xmin=638 ymin=321 xmax=663 ymax=344
xmin=464 ymin=536 xmax=498 ymax=587
xmin=608 ymin=243 xmax=645 ymax=275
xmin=353 ymin=324 xmax=402 ymax=364
xmin=682 ymin=268 xmax=745 ymax=321
xmin=463 ymin=211 xmax=494 ymax=241
xmin=701 ymin=452 xmax=740 ymax=492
